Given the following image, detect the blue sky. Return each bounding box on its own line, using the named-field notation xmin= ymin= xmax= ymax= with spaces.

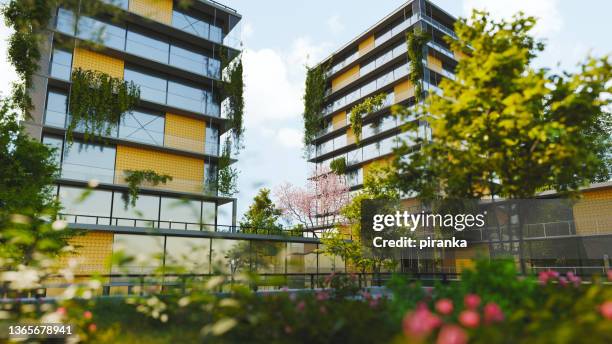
xmin=1 ymin=0 xmax=611 ymax=223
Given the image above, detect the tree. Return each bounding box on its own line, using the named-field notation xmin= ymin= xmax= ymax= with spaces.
xmin=395 ymin=10 xmax=612 ymax=201
xmin=0 ymin=98 xmax=72 ymax=266
xmin=321 ymin=164 xmax=400 ymax=274
xmin=274 ymin=167 xmax=349 ymax=229
xmin=239 ymin=188 xmax=282 ymax=233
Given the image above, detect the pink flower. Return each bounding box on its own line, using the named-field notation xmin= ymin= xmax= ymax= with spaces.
xmin=83 ymin=311 xmax=93 ymax=320
xmin=567 ymin=272 xmax=581 ymax=287
xmin=549 ymin=270 xmax=560 ymax=279
xmin=483 ymin=302 xmax=504 ymax=324
xmin=607 ymin=270 xmax=612 ymax=282
xmin=558 ymin=276 xmax=568 ymax=287
xmin=458 ymin=310 xmax=480 ymax=328
xmin=88 ymin=323 xmax=97 ymax=332
xmin=369 ymin=298 xmax=379 ymax=308
xmin=538 ymin=271 xmax=551 ymax=285
xmin=435 ymin=299 xmax=454 ymax=315
xmin=402 ymin=307 xmax=442 ymax=339
xmin=280 ymin=287 xmax=289 ymax=292
xmin=56 ymin=307 xmax=66 ymax=316
xmin=600 ymin=301 xmax=612 ymax=320
xmin=296 ymin=301 xmax=305 ymax=312
xmin=436 ymin=324 xmax=467 ymax=344
xmin=464 ymin=294 xmax=481 ymax=310
xmin=316 ymin=291 xmax=329 ymax=301
xmin=361 ymin=291 xmax=371 ymax=300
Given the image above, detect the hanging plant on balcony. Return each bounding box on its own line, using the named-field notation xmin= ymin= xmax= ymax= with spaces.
xmin=122 ymin=169 xmax=172 ymax=208
xmin=2 ymin=0 xmax=125 ymax=118
xmin=407 ymin=28 xmax=430 ymax=102
xmin=217 ymin=137 xmax=239 ymax=197
xmin=303 ymin=62 xmax=329 ymax=147
xmin=349 ymin=93 xmax=387 ymax=144
xmin=68 ymin=68 xmax=140 ymax=143
xmin=222 ymin=53 xmax=245 ymax=149
xmin=330 ymin=157 xmax=347 ymax=175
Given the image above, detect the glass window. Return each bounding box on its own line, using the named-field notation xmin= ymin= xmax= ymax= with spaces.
xmin=374 ymin=30 xmax=392 ymax=47
xmin=207 ymin=58 xmax=221 ymax=79
xmin=172 ymin=10 xmax=210 ymax=39
xmin=252 ymin=241 xmax=285 ymax=274
xmin=42 ymin=135 xmax=63 ymax=166
xmin=394 ymin=63 xmax=410 ymax=79
xmin=209 ymin=25 xmax=222 ymax=43
xmin=346 ymin=148 xmax=361 ymax=165
xmin=126 ymin=30 xmax=169 ymax=64
xmin=376 ymin=51 xmax=392 ymax=68
xmin=56 ymin=8 xmax=76 ymax=35
xmin=165 ymin=237 xmax=210 ymax=273
xmin=380 ymin=136 xmax=396 ymax=155
xmin=361 ymin=80 xmax=376 ymax=96
xmin=159 ymin=197 xmax=202 ymax=230
xmin=170 ymin=45 xmax=207 ymax=76
xmin=210 ymin=238 xmax=249 ymax=274
xmin=167 ymin=81 xmax=207 ymax=114
xmin=360 ymin=61 xmax=374 ymax=76
xmin=362 ymin=142 xmax=379 ymax=161
xmin=392 ymin=43 xmax=407 ymax=58
xmin=205 ymin=125 xmax=219 ymax=155
xmin=118 ymin=110 xmax=165 ymax=146
xmin=44 ymin=91 xmax=68 ymax=127
xmin=50 ymin=48 xmax=72 ymax=80
xmin=124 ymin=68 xmax=167 ymax=103
xmin=318 ymin=245 xmax=345 ymax=272
xmin=377 ymin=70 xmax=394 ymax=88
xmin=112 ymin=234 xmax=164 ymax=274
xmin=202 ymin=202 xmax=216 ymax=230
xmin=111 ymin=193 xmax=159 ymax=227
xmin=333 ymin=134 xmax=346 ymax=150
xmin=62 ymin=141 xmax=116 ymax=183
xmin=204 ymin=163 xmax=217 ymax=196
xmin=77 ymin=16 xmax=125 ymax=50
xmin=58 ymin=186 xmax=112 ymax=224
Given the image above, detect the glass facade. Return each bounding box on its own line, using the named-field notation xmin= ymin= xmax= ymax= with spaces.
xmin=172 ymin=10 xmax=223 ymax=44
xmin=118 ymin=110 xmax=165 ymax=146
xmin=44 ymin=90 xmax=68 ymax=128
xmin=50 ymin=48 xmax=72 ymax=80
xmin=61 ymin=141 xmax=116 ymax=183
xmin=59 ymin=185 xmax=113 ymax=224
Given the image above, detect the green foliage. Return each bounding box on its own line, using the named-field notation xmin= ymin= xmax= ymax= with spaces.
xmin=239 ymin=188 xmax=282 ymax=233
xmin=329 ymin=157 xmax=347 ymax=174
xmin=2 ymin=0 xmax=125 ymax=118
xmin=217 ymin=137 xmax=239 ymax=196
xmin=222 ymin=54 xmax=245 ymax=148
xmin=122 ymin=169 xmax=172 ymax=208
xmin=68 ymin=68 xmax=140 ymax=143
xmin=395 ymin=10 xmax=612 ymax=201
xmin=349 ymin=93 xmax=387 ymax=143
xmin=406 ymin=28 xmax=430 ymax=101
xmin=303 ymin=63 xmax=328 ymax=147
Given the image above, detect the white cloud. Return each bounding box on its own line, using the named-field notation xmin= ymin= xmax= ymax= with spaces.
xmin=327 ymin=15 xmax=345 ymax=36
xmin=462 ymin=0 xmax=563 ymax=37
xmin=276 ymin=127 xmax=304 ymax=148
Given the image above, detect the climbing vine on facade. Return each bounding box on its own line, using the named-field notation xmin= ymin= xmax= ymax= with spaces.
xmin=217 ymin=137 xmax=239 ymax=197
xmin=222 ymin=53 xmax=245 ymax=148
xmin=349 ymin=93 xmax=387 ymax=144
xmin=330 ymin=157 xmax=347 ymax=175
xmin=122 ymin=170 xmax=173 ymax=208
xmin=407 ymin=28 xmax=430 ymax=102
xmin=68 ymin=68 xmax=140 ymax=142
xmin=303 ymin=63 xmax=328 ymax=147
xmin=2 ymin=0 xmax=123 ymax=118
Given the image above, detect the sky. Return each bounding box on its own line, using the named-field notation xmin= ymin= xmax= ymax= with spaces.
xmin=1 ymin=0 xmax=611 ymax=222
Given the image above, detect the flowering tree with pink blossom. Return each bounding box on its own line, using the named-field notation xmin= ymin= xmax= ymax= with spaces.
xmin=274 ymin=167 xmax=350 ymax=229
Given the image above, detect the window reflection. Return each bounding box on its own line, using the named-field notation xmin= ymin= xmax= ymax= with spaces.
xmin=62 ymin=141 xmax=116 ymax=183
xmin=44 ymin=91 xmax=68 ymax=127
xmin=58 ymin=185 xmax=112 ymax=224
xmin=118 ymin=110 xmax=165 ymax=146
xmin=126 ymin=30 xmax=169 ymax=64
xmin=50 ymin=48 xmax=72 ymax=80
xmin=159 ymin=197 xmax=202 ymax=230
xmin=111 ymin=193 xmax=159 ymax=227
xmin=112 ymin=234 xmax=164 ymax=274
xmin=165 ymin=237 xmax=210 ymax=273
xmin=210 ymin=238 xmax=249 ymax=274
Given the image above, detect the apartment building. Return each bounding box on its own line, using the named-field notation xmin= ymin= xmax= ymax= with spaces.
xmin=308 ymin=0 xmax=612 ymax=275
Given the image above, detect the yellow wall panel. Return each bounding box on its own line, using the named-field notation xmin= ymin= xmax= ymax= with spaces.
xmin=332 ymin=65 xmax=360 ymax=92
xmin=358 ymin=35 xmax=375 ymax=55
xmin=346 ymin=127 xmax=356 ymax=144
xmin=394 ymin=79 xmax=414 ymax=103
xmin=332 ymin=111 xmax=347 ymax=129
xmin=115 ymin=145 xmax=204 ymax=193
xmin=58 ymin=231 xmax=114 ymax=274
xmin=573 ymin=187 xmax=612 ymax=235
xmin=363 ymin=156 xmax=394 ymax=181
xmin=427 ymin=55 xmax=443 ymax=73
xmin=72 ymin=48 xmax=124 ymax=79
xmin=164 ymin=113 xmax=206 ymax=153
xmin=129 ymin=0 xmax=173 ymax=24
